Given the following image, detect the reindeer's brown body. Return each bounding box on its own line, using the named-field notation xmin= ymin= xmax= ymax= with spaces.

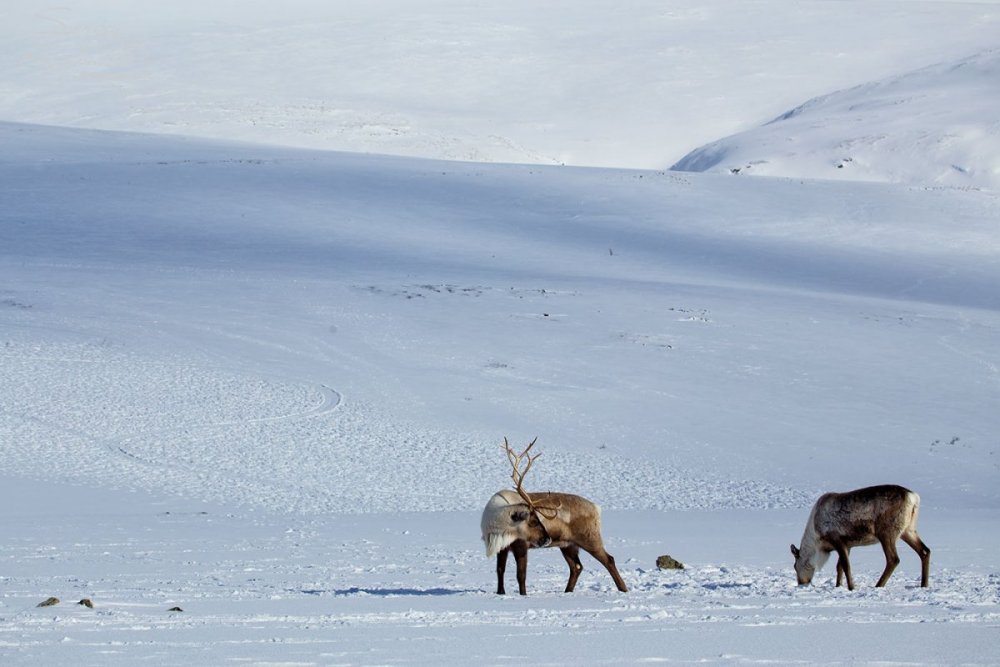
xmin=481 ymin=438 xmax=628 ymax=595
xmin=481 ymin=489 xmax=628 ymax=595
xmin=791 ymin=484 xmax=931 ymax=590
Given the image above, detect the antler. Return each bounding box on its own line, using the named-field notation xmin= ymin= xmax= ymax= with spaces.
xmin=505 ymin=436 xmax=540 ymax=506
xmin=503 ymin=437 xmax=559 ymax=520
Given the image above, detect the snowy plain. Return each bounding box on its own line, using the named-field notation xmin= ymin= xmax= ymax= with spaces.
xmin=2 ymin=2 xmax=1000 ymax=665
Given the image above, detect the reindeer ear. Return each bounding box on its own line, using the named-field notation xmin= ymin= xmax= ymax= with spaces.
xmin=790 ymin=544 xmax=800 ymax=558
xmin=511 ymin=510 xmax=530 ymax=523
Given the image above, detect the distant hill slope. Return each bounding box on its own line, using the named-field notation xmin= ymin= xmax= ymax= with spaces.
xmin=671 ymin=50 xmax=1000 ymax=190
xmin=2 ymin=3 xmax=997 ymax=170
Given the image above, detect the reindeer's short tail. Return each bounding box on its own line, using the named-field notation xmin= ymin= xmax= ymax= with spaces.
xmin=483 ymin=531 xmax=516 ymax=558
xmin=906 ymin=490 xmax=921 ymax=530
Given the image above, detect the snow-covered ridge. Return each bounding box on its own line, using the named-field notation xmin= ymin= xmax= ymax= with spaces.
xmin=672 ymin=51 xmax=1000 ymax=189
xmin=4 ymin=121 xmax=998 ymax=310
xmin=2 ymin=1 xmax=997 ymax=171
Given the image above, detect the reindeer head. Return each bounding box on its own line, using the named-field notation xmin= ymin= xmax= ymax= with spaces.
xmin=503 ymin=496 xmax=553 ymax=548
xmin=792 ymin=544 xmax=816 ymax=586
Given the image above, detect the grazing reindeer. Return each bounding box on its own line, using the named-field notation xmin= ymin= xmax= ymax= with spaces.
xmin=791 ymin=484 xmax=931 ymax=590
xmin=480 ymin=438 xmax=628 ymax=595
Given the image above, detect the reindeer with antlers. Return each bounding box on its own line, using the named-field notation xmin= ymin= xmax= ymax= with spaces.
xmin=480 ymin=438 xmax=629 ymax=595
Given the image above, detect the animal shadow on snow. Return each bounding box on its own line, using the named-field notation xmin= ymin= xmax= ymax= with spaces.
xmin=304 ymin=587 xmax=477 ymax=597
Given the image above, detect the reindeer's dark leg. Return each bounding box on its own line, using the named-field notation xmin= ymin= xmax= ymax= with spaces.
xmin=495 ymin=548 xmax=509 ymax=595
xmin=901 ymin=532 xmax=931 ymax=587
xmin=835 ymin=547 xmax=851 ymax=587
xmin=899 ymin=532 xmax=931 ymax=588
xmin=833 ymin=543 xmax=854 ymax=590
xmin=561 ymin=545 xmax=584 ymax=592
xmin=581 ymin=545 xmax=628 ymax=592
xmin=511 ymin=539 xmax=530 ymax=596
xmin=875 ymin=538 xmax=901 ymax=587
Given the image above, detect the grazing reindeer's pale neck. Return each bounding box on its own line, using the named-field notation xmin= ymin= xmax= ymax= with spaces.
xmin=807 ymin=542 xmax=831 ymax=572
xmin=799 ymin=506 xmax=830 ymax=572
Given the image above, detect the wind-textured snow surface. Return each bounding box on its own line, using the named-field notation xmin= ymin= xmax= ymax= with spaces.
xmin=2 ymin=1 xmax=1000 ymax=665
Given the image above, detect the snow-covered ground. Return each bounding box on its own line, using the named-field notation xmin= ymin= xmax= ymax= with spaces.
xmin=2 ymin=2 xmax=999 ymax=665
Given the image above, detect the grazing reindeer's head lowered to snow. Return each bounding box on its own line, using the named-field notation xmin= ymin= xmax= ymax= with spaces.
xmin=791 ymin=484 xmax=931 ymax=590
xmin=480 ymin=438 xmax=628 ymax=595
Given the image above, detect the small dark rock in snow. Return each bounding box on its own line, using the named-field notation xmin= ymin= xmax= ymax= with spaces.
xmin=656 ymin=554 xmax=685 ymax=570
xmin=168 ymin=606 xmax=184 ymax=612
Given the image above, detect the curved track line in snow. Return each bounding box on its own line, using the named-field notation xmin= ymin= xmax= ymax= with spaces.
xmin=108 ymin=382 xmax=342 ymax=472
xmin=0 ymin=339 xmax=813 ymax=514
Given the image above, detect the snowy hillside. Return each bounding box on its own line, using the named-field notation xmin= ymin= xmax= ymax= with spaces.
xmin=672 ymin=50 xmax=1000 ymax=189
xmin=2 ymin=1 xmax=999 ymax=172
xmin=2 ymin=121 xmax=999 ymax=664
xmin=2 ymin=1 xmax=1000 ymax=665
xmin=7 ymin=118 xmax=997 ymax=509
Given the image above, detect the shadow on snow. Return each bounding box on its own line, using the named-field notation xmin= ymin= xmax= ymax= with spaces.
xmin=299 ymin=587 xmax=479 ymax=597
